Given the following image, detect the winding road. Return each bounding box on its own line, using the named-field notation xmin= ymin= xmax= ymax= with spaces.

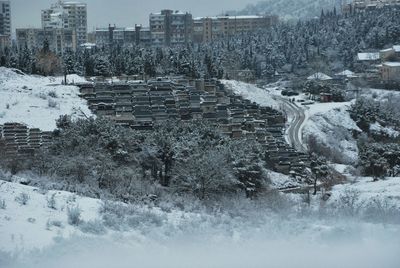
xmin=275 ymin=96 xmax=307 ymax=152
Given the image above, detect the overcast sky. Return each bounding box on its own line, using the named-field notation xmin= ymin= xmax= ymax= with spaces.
xmin=10 ymin=0 xmax=259 ymax=32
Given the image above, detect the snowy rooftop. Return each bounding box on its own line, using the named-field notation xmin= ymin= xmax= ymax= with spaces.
xmin=335 ymin=70 xmax=355 ymax=76
xmin=194 ymin=15 xmax=265 ymax=21
xmin=380 ymin=48 xmax=394 ymax=53
xmin=357 ymin=52 xmax=380 ymax=61
xmin=307 ymin=72 xmax=333 ymax=80
xmin=383 ymin=62 xmax=400 ymax=67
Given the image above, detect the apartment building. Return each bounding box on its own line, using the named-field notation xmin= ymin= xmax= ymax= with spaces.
xmin=0 ymin=0 xmax=10 ymax=37
xmin=343 ymin=0 xmax=400 ymax=12
xmin=95 ymin=24 xmax=151 ymax=47
xmin=193 ymin=15 xmax=278 ymax=43
xmin=41 ymin=1 xmax=87 ymax=47
xmin=0 ymin=34 xmax=9 ymax=52
xmin=16 ymin=28 xmax=75 ymax=54
xmin=0 ymin=0 xmax=11 ymax=51
xmin=149 ymin=10 xmax=193 ymax=46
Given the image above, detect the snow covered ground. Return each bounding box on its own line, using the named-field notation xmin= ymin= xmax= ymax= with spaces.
xmin=1 ymin=175 xmax=400 ymax=268
xmin=302 ymin=102 xmax=360 ymax=164
xmin=0 ymin=68 xmax=92 ymax=131
xmin=0 ymin=179 xmax=101 ymax=253
xmin=221 ymin=80 xmax=281 ymax=110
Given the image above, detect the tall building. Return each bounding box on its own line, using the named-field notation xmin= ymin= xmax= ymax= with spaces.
xmin=149 ymin=10 xmax=193 ymax=46
xmin=16 ymin=28 xmax=76 ymax=54
xmin=0 ymin=0 xmax=10 ymax=51
xmin=0 ymin=0 xmax=11 ymax=36
xmin=343 ymin=0 xmax=400 ymax=12
xmin=95 ymin=24 xmax=151 ymax=47
xmin=41 ymin=1 xmax=87 ymax=47
xmin=193 ymin=15 xmax=278 ymax=43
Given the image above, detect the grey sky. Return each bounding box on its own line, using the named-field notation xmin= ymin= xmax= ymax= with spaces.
xmin=10 ymin=0 xmax=259 ymax=32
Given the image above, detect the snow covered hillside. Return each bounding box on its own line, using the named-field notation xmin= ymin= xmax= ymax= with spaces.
xmin=1 ymin=176 xmax=400 ymax=268
xmin=221 ymin=80 xmax=280 ymax=109
xmin=0 ymin=68 xmax=92 ymax=131
xmin=302 ymin=102 xmax=360 ymax=164
xmin=0 ymin=179 xmax=101 ymax=253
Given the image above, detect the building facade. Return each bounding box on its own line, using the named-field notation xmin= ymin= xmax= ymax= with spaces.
xmin=193 ymin=15 xmax=278 ymax=43
xmin=0 ymin=0 xmax=11 ymax=50
xmin=149 ymin=10 xmax=193 ymax=46
xmin=41 ymin=1 xmax=87 ymax=47
xmin=343 ymin=0 xmax=400 ymax=12
xmin=95 ymin=25 xmax=151 ymax=47
xmin=0 ymin=0 xmax=10 ymax=36
xmin=16 ymin=28 xmax=75 ymax=54
xmin=381 ymin=62 xmax=400 ymax=81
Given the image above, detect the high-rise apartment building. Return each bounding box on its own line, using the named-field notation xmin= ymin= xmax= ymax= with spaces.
xmin=95 ymin=24 xmax=151 ymax=47
xmin=16 ymin=28 xmax=76 ymax=54
xmin=0 ymin=0 xmax=11 ymax=36
xmin=193 ymin=15 xmax=278 ymax=43
xmin=41 ymin=1 xmax=87 ymax=47
xmin=150 ymin=10 xmax=193 ymax=46
xmin=343 ymin=0 xmax=400 ymax=12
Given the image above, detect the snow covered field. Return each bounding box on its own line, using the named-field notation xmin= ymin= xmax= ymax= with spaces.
xmin=1 ymin=176 xmax=400 ymax=268
xmin=0 ymin=68 xmax=92 ymax=131
xmin=221 ymin=80 xmax=281 ymax=110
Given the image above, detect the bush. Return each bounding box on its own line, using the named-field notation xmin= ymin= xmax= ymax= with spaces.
xmin=79 ymin=220 xmax=107 ymax=235
xmin=15 ymin=192 xmax=30 ymax=205
xmin=67 ymin=205 xmax=81 ymax=225
xmin=48 ymin=98 xmax=58 ymax=108
xmin=47 ymin=193 xmax=57 ymax=209
xmin=48 ymin=90 xmax=58 ymax=98
xmin=335 ymin=188 xmax=362 ymax=217
xmin=46 ymin=219 xmax=64 ymax=230
xmin=0 ymin=199 xmax=6 ymax=209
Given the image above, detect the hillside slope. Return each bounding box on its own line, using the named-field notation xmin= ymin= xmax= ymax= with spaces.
xmin=0 ymin=68 xmax=92 ymax=131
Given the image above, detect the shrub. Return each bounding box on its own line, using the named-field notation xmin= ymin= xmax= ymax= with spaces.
xmin=48 ymin=90 xmax=58 ymax=98
xmin=335 ymin=188 xmax=362 ymax=217
xmin=48 ymin=98 xmax=58 ymax=108
xmin=67 ymin=205 xmax=81 ymax=225
xmin=46 ymin=219 xmax=64 ymax=230
xmin=0 ymin=199 xmax=6 ymax=209
xmin=15 ymin=193 xmax=30 ymax=205
xmin=79 ymin=220 xmax=107 ymax=235
xmin=47 ymin=193 xmax=57 ymax=210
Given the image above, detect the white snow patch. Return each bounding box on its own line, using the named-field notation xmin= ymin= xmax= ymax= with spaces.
xmin=0 ymin=179 xmax=101 ymax=253
xmin=0 ymin=67 xmax=92 ymax=131
xmin=329 ymin=177 xmax=400 ymax=208
xmin=269 ymin=170 xmax=301 ymax=189
xmin=303 ymin=103 xmax=361 ymax=164
xmin=221 ymin=80 xmax=280 ymax=109
xmin=370 ymin=122 xmax=400 ymax=138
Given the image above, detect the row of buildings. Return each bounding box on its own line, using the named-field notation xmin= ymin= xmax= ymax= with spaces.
xmin=10 ymin=0 xmax=277 ymax=54
xmin=94 ymin=12 xmax=278 ymax=48
xmin=16 ymin=1 xmax=87 ymax=54
xmin=357 ymin=45 xmax=400 ymax=82
xmin=342 ymin=0 xmax=400 ymax=12
xmin=76 ymin=78 xmax=309 ymax=176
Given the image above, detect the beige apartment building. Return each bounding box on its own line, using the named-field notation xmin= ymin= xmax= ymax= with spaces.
xmin=193 ymin=15 xmax=278 ymax=43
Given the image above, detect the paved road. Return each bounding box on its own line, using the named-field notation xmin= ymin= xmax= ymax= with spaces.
xmin=276 ymin=97 xmax=307 ymax=152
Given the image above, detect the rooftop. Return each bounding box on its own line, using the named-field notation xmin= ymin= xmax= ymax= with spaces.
xmin=357 ymin=52 xmax=380 ymax=61
xmin=383 ymin=62 xmax=400 ymax=67
xmin=194 ymin=15 xmax=266 ymax=21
